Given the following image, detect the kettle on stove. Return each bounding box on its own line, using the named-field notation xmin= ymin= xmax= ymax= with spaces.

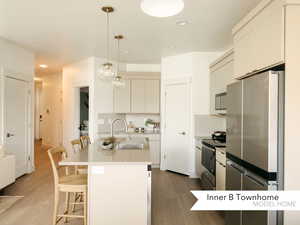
xmin=212 ymin=131 xmax=226 ymax=143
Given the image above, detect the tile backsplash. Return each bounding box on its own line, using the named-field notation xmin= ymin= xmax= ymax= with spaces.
xmin=97 ymin=113 xmax=160 ymax=133
xmin=194 ymin=114 xmax=226 ymax=137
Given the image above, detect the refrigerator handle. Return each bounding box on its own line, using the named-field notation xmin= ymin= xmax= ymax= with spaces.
xmin=244 ymin=173 xmax=266 ymax=187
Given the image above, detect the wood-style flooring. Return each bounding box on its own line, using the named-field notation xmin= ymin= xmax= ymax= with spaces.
xmin=0 ymin=141 xmax=224 ymax=225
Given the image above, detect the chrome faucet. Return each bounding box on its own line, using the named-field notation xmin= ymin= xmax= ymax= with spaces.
xmin=110 ymin=118 xmax=128 ymax=137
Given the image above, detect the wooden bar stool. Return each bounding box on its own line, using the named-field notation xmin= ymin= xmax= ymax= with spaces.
xmin=71 ymin=139 xmax=88 ymax=175
xmin=48 ymin=147 xmax=87 ymax=225
xmin=80 ymin=135 xmax=91 ymax=149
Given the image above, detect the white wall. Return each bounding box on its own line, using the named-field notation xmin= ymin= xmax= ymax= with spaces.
xmin=0 ymin=38 xmax=34 ymax=172
xmin=126 ymin=64 xmax=161 ymax=72
xmin=40 ymin=73 xmax=62 ymax=147
xmin=62 ymin=57 xmax=95 ymax=153
xmin=161 ymin=52 xmax=222 ymax=177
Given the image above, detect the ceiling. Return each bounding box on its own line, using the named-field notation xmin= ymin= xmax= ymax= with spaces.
xmin=0 ymin=0 xmax=262 ymax=75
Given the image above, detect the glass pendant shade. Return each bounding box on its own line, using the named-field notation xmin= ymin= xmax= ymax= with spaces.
xmin=100 ymin=62 xmax=115 ymax=78
xmin=141 ymin=0 xmax=184 ymax=18
xmin=112 ymin=75 xmax=125 ymax=87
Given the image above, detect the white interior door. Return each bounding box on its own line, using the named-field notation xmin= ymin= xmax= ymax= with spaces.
xmin=165 ymin=83 xmax=190 ymax=175
xmin=5 ymin=77 xmax=28 ymax=178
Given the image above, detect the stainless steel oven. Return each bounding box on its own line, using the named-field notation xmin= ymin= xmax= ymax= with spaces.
xmin=201 ymin=142 xmax=216 ymax=189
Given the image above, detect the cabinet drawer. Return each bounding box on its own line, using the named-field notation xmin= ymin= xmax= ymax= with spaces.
xmin=216 ymin=149 xmax=226 ymax=165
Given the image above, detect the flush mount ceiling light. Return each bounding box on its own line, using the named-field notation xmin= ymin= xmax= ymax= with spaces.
xmin=99 ymin=6 xmax=115 ymax=78
xmin=39 ymin=64 xmax=48 ymax=68
xmin=141 ymin=0 xmax=184 ymax=17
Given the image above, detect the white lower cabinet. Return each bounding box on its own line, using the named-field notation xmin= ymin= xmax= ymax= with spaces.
xmin=216 ymin=149 xmax=226 ymax=190
xmin=216 ymin=160 xmax=226 ymax=190
xmin=149 ymin=139 xmax=160 ymax=168
xmin=0 ymin=155 xmax=15 ymax=189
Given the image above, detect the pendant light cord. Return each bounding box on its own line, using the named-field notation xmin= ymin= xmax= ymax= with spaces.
xmin=117 ymin=38 xmax=120 ymax=73
xmin=106 ymin=11 xmax=110 ymax=63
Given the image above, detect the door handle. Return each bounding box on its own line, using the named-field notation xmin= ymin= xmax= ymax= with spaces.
xmin=178 ymin=132 xmax=186 ymax=135
xmin=6 ymin=133 xmax=15 ymax=138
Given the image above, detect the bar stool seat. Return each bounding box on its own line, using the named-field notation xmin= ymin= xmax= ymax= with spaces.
xmin=59 ymin=174 xmax=87 ymax=187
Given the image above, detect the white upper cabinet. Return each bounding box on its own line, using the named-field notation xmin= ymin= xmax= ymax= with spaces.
xmin=113 ymin=80 xmax=131 ymax=113
xmin=210 ymin=50 xmax=234 ymax=115
xmin=145 ymin=80 xmax=160 ymax=113
xmin=233 ymin=0 xmax=284 ymax=79
xmin=131 ymin=79 xmax=160 ymax=114
xmin=131 ymin=80 xmax=146 ymax=113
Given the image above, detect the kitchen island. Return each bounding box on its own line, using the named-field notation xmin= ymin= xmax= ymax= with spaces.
xmin=60 ymin=138 xmax=151 ymax=225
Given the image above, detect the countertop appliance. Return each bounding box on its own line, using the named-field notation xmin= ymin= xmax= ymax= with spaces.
xmin=215 ymin=92 xmax=227 ymax=110
xmin=226 ymin=70 xmax=284 ymax=225
xmin=212 ymin=131 xmax=226 ymax=143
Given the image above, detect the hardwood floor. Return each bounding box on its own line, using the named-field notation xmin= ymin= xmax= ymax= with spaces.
xmin=0 ymin=141 xmax=224 ymax=225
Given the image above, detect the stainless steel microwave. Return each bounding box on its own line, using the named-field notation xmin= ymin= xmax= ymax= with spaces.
xmin=215 ymin=92 xmax=227 ymax=110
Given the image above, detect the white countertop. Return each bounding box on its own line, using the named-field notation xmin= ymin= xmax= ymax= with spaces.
xmin=98 ymin=131 xmax=160 ymax=136
xmin=59 ymin=141 xmax=151 ymax=166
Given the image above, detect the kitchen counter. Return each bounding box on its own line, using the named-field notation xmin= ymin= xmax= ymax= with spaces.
xmin=59 ymin=139 xmax=151 ymax=166
xmin=98 ymin=130 xmax=160 ymax=136
xmin=60 ymin=139 xmax=151 ymax=225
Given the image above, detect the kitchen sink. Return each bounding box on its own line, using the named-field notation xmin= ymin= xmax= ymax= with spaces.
xmin=115 ymin=138 xmax=147 ymax=150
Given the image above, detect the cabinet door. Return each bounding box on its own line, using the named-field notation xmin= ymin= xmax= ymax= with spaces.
xmin=149 ymin=140 xmax=160 ymax=167
xmin=216 ymin=161 xmax=226 ymax=190
xmin=252 ymin=0 xmax=284 ymax=71
xmin=131 ymin=80 xmax=145 ymax=113
xmin=233 ymin=0 xmax=284 ymax=79
xmin=145 ymin=80 xmax=160 ymax=113
xmin=234 ymin=26 xmax=255 ymax=79
xmin=210 ymin=71 xmax=217 ymax=115
xmin=114 ymin=80 xmax=131 ymax=113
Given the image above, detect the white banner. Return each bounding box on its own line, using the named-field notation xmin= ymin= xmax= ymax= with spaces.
xmin=191 ymin=191 xmax=300 ymax=211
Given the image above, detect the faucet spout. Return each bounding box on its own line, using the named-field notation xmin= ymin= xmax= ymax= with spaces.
xmin=110 ymin=118 xmax=128 ymax=137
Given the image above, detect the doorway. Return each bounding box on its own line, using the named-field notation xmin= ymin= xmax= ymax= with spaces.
xmin=4 ymin=77 xmax=30 ymax=178
xmin=79 ymin=87 xmax=89 ymax=137
xmin=164 ymin=82 xmax=191 ymax=175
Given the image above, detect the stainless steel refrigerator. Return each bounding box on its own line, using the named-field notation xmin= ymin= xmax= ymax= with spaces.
xmin=226 ymin=70 xmax=284 ymax=225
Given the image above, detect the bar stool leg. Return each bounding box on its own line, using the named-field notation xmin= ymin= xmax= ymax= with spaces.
xmin=64 ymin=192 xmax=70 ymax=223
xmin=72 ymin=192 xmax=77 ymax=212
xmin=53 ymin=189 xmax=59 ymax=225
xmin=83 ymin=191 xmax=87 ymax=225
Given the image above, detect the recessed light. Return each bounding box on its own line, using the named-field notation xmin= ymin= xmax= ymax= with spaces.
xmin=176 ymin=20 xmax=189 ymax=26
xmin=39 ymin=64 xmax=48 ymax=68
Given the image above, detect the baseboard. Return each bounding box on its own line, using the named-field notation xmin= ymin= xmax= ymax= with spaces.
xmin=152 ymin=164 xmax=160 ymax=169
xmin=189 ymin=173 xmax=200 ymax=179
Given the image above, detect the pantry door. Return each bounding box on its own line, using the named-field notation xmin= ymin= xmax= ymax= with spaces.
xmin=165 ymin=82 xmax=190 ymax=175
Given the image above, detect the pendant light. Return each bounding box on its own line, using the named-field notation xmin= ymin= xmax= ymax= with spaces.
xmin=141 ymin=0 xmax=184 ymax=18
xmin=99 ymin=6 xmax=115 ymax=78
xmin=112 ymin=35 xmax=125 ymax=87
